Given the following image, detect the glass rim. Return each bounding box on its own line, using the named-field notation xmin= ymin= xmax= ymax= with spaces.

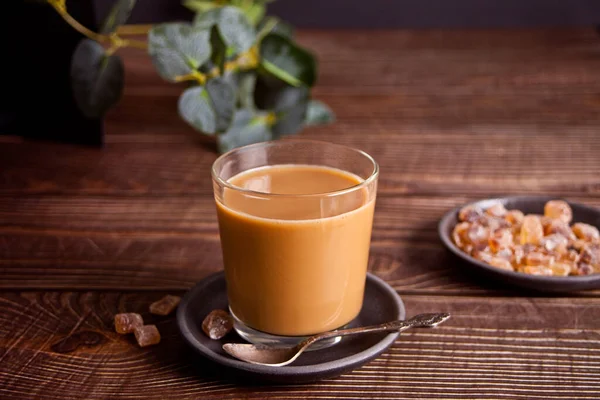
xmin=211 ymin=139 xmax=379 ymax=199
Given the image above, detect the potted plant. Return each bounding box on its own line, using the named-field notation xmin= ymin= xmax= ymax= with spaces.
xmin=40 ymin=0 xmax=334 ymax=152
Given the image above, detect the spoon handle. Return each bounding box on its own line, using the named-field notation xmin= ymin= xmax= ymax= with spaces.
xmin=301 ymin=313 xmax=450 ymax=347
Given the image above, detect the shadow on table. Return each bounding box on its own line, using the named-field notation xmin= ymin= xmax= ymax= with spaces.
xmin=147 ymin=312 xmax=318 ymax=388
xmin=412 ymin=216 xmax=598 ymax=297
xmin=406 ymin=218 xmax=526 ymax=295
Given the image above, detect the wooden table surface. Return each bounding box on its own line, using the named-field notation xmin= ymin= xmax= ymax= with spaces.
xmin=2 ymin=28 xmax=600 ymax=399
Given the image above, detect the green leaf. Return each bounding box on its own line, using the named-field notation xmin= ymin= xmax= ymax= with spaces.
xmin=257 ymin=17 xmax=294 ymax=40
xmin=254 ymin=77 xmax=305 ymax=109
xmin=260 ymin=33 xmax=316 ymax=87
xmin=70 ymin=39 xmax=124 ymax=118
xmin=270 ymin=86 xmax=309 ymax=136
xmin=210 ymin=25 xmax=226 ymax=74
xmin=194 ymin=6 xmax=256 ymax=54
xmin=206 ymin=77 xmax=236 ymax=132
xmin=220 ymin=72 xmax=256 ymax=109
xmin=182 ymin=0 xmax=219 ymax=13
xmin=271 ymin=21 xmax=294 ymax=39
xmin=233 ymin=1 xmax=265 ymax=26
xmin=148 ymin=23 xmax=211 ymax=82
xmin=217 ymin=109 xmax=272 ymax=153
xmin=178 ymin=86 xmax=216 ymax=134
xmin=237 ymin=73 xmax=256 ymax=109
xmin=245 ymin=4 xmax=265 ymax=26
xmin=272 ymin=86 xmax=308 ymax=112
xmin=216 ymin=7 xmax=256 ymax=54
xmin=100 ymin=0 xmax=136 ymax=35
xmin=178 ymin=78 xmax=235 ymax=134
xmin=254 ymin=79 xmax=309 ymax=136
xmin=194 ymin=7 xmax=222 ymax=30
xmin=305 ymin=100 xmax=335 ymax=126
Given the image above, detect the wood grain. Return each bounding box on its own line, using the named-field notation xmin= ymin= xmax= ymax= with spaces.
xmin=2 ymin=128 xmax=600 ymax=196
xmin=102 ymin=30 xmax=600 ymax=131
xmin=2 ymin=28 xmax=600 ymax=398
xmin=2 ymin=195 xmax=600 ymax=293
xmin=1 ymin=291 xmax=599 ymax=399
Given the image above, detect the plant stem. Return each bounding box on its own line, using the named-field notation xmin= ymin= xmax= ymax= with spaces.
xmin=47 ymin=0 xmax=148 ymax=50
xmin=204 ymin=46 xmax=260 ymax=79
xmin=225 ymin=46 xmax=260 ymax=73
xmin=265 ymin=112 xmax=277 ymax=126
xmin=175 ymin=71 xmax=206 ymax=85
xmin=49 ymin=1 xmax=107 ymax=43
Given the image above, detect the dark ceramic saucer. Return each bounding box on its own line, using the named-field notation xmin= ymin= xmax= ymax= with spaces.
xmin=439 ymin=196 xmax=600 ymax=292
xmin=177 ymin=271 xmax=405 ymax=383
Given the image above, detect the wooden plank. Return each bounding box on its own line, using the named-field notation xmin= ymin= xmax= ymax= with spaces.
xmin=0 ymin=234 xmax=486 ymax=293
xmin=3 ymin=29 xmax=600 ymax=198
xmin=0 ymin=291 xmax=599 ymax=399
xmin=2 ymin=128 xmax=600 ymax=196
xmin=2 ymin=27 xmax=600 ymax=399
xmin=103 ymin=29 xmax=600 ymax=130
xmin=1 ymin=195 xmax=600 ymax=294
xmin=295 ymin=28 xmax=600 ymax=54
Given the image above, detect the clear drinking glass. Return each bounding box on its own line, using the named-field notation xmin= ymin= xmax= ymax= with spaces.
xmin=212 ymin=139 xmax=379 ymax=347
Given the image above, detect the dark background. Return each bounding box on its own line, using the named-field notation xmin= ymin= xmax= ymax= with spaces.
xmin=1 ymin=1 xmax=102 ymax=144
xmin=94 ymin=0 xmax=600 ymax=28
xmin=5 ymin=0 xmax=600 ymax=145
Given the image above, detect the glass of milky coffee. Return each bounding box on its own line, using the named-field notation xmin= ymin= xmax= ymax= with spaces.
xmin=212 ymin=139 xmax=379 ymax=348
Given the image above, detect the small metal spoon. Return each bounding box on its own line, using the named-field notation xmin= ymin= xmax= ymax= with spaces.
xmin=223 ymin=312 xmax=450 ymax=367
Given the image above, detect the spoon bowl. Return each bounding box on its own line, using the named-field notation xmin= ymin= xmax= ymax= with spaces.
xmin=223 ymin=313 xmax=451 ymax=367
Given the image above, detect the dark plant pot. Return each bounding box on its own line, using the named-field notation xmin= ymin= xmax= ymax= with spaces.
xmin=1 ymin=1 xmax=103 ymax=146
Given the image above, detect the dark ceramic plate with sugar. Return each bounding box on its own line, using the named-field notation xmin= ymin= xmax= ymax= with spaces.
xmin=439 ymin=196 xmax=600 ymax=292
xmin=177 ymin=271 xmax=405 ymax=383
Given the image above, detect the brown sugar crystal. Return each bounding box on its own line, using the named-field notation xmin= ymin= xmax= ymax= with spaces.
xmin=485 ymin=203 xmax=507 ymax=218
xmin=453 ymin=200 xmax=600 ymax=277
xmin=520 ymin=215 xmax=544 ymax=245
xmin=458 ymin=205 xmax=483 ymax=223
xmin=572 ymin=223 xmax=600 ymax=243
xmin=202 ymin=309 xmax=234 ymax=340
xmin=114 ymin=313 xmax=143 ymax=334
xmin=544 ymin=200 xmax=573 ymax=224
xmin=134 ymin=325 xmax=161 ymax=347
xmin=488 ymin=229 xmax=513 ymax=252
xmin=504 ymin=210 xmax=524 ymax=226
xmin=149 ymin=295 xmax=181 ymax=316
